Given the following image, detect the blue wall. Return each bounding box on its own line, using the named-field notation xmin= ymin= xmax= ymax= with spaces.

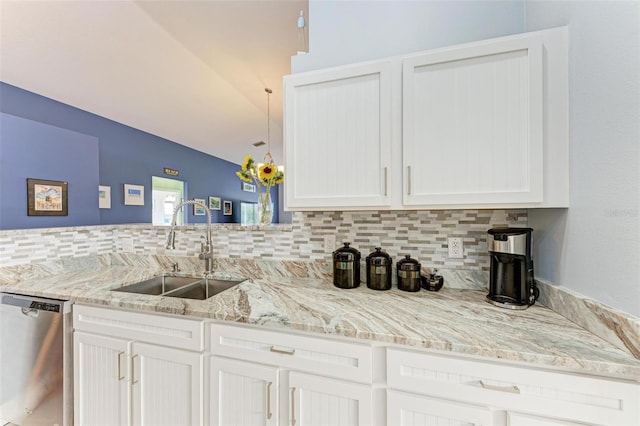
xmin=0 ymin=113 xmax=100 ymax=229
xmin=0 ymin=82 xmax=278 ymax=229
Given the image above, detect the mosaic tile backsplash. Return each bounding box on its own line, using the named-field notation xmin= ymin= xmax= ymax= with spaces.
xmin=3 ymin=211 xmax=640 ymax=361
xmin=0 ymin=210 xmax=526 ymax=271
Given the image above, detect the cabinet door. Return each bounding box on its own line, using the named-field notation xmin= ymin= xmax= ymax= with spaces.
xmin=387 ymin=390 xmax=496 ymax=426
xmin=403 ymin=35 xmax=543 ymax=206
xmin=208 ymin=357 xmax=278 ymax=426
xmin=284 ymin=60 xmax=393 ymax=209
xmin=288 ymin=371 xmax=372 ymax=426
xmin=507 ymin=412 xmax=587 ymax=426
xmin=74 ymin=332 xmax=130 ymax=426
xmin=131 ymin=342 xmax=202 ymax=426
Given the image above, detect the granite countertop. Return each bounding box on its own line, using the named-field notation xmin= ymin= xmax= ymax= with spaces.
xmin=1 ymin=261 xmax=639 ymax=381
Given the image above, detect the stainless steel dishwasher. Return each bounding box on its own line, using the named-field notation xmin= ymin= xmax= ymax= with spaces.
xmin=0 ymin=293 xmax=72 ymax=426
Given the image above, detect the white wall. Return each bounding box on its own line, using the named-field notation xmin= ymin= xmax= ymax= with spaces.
xmin=527 ymin=1 xmax=640 ymax=316
xmin=292 ymin=0 xmax=525 ymax=73
xmin=291 ymin=0 xmax=640 ymax=316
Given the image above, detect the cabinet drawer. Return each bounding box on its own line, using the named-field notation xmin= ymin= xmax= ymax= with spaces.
xmin=387 ymin=348 xmax=639 ymax=426
xmin=210 ymin=323 xmax=373 ymax=383
xmin=74 ymin=304 xmax=204 ymax=351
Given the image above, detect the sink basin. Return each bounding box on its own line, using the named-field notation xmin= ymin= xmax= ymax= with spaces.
xmin=113 ymin=275 xmax=200 ymax=295
xmin=164 ymin=279 xmax=244 ymax=300
xmin=112 ymin=274 xmax=244 ymax=300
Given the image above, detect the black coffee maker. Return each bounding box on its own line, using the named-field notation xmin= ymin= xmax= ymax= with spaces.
xmin=487 ymin=228 xmax=538 ymax=309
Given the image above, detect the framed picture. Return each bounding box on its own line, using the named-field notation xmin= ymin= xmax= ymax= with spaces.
xmin=98 ymin=185 xmax=111 ymax=209
xmin=223 ymin=200 xmax=232 ymax=216
xmin=242 ymin=182 xmax=256 ymax=192
xmin=208 ymin=196 xmax=221 ymax=210
xmin=124 ymin=184 xmax=144 ymax=206
xmin=27 ymin=178 xmax=68 ymax=216
xmin=193 ymin=198 xmax=206 ymax=216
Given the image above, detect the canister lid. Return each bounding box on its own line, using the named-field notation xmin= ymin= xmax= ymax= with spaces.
xmin=488 ymin=227 xmax=533 ymax=237
xmin=333 ymin=242 xmax=361 ymax=261
xmin=397 ymin=254 xmax=421 ymax=270
xmin=366 ymin=247 xmax=391 ymax=265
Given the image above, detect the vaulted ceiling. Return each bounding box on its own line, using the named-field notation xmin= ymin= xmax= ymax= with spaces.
xmin=0 ymin=0 xmax=308 ymax=165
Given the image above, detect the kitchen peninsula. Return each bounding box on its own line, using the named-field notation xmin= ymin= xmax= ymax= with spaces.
xmin=1 ymin=239 xmax=638 ymax=425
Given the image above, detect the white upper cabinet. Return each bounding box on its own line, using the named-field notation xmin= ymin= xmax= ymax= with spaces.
xmin=403 ymin=36 xmax=543 ymax=206
xmin=284 ymin=60 xmax=393 ymax=209
xmin=283 ymin=27 xmax=569 ymax=210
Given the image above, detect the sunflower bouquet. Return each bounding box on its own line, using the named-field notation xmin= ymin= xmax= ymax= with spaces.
xmin=236 ymin=155 xmax=284 ymax=224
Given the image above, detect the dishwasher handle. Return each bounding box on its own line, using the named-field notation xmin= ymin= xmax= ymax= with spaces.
xmin=1 ymin=293 xmax=71 ymax=314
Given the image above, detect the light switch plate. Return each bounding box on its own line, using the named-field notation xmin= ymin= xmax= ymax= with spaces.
xmin=121 ymin=237 xmax=134 ymax=253
xmin=324 ymin=234 xmax=336 ymax=253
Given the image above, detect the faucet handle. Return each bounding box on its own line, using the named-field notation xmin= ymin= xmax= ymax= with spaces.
xmin=172 ymin=262 xmax=180 ymax=272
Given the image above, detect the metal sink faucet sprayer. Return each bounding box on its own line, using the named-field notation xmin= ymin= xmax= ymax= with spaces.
xmin=165 ymin=200 xmax=214 ymax=274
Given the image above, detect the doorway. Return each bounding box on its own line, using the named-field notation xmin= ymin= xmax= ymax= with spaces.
xmin=152 ymin=176 xmax=185 ymax=226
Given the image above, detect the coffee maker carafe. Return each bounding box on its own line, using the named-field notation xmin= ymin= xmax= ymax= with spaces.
xmin=487 ymin=228 xmax=538 ymax=309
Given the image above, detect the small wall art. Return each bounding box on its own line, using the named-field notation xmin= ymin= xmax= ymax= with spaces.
xmin=98 ymin=185 xmax=111 ymax=209
xmin=193 ymin=198 xmax=207 ymax=216
xmin=27 ymin=178 xmax=68 ymax=216
xmin=208 ymin=196 xmax=221 ymax=210
xmin=242 ymin=182 xmax=256 ymax=192
xmin=223 ymin=200 xmax=232 ymax=216
xmin=124 ymin=184 xmax=144 ymax=206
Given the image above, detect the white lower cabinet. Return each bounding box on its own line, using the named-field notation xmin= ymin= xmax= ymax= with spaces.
xmin=74 ymin=332 xmax=129 ymax=426
xmin=206 ymin=357 xmax=374 ymax=426
xmin=506 ymin=412 xmax=587 ymax=426
xmin=74 ymin=305 xmax=639 ymax=426
xmin=131 ymin=342 xmax=202 ymax=426
xmin=73 ymin=305 xmax=204 ymax=426
xmin=289 ymin=371 xmax=373 ymax=426
xmin=207 ymin=357 xmax=278 ymax=426
xmin=387 ymin=348 xmax=639 ymax=426
xmin=74 ymin=333 xmax=202 ymax=426
xmin=387 ymin=390 xmax=496 ymax=426
xmin=207 ymin=323 xmax=376 ymax=426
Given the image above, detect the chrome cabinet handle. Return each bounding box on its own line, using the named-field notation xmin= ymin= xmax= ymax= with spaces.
xmin=383 ymin=167 xmax=388 ymax=196
xmin=131 ymin=354 xmax=139 ymax=385
xmin=407 ymin=166 xmax=412 ymax=195
xmin=290 ymin=387 xmax=296 ymax=426
xmin=479 ymin=380 xmax=520 ymax=394
xmin=266 ymin=381 xmax=273 ymax=420
xmin=117 ymin=351 xmax=125 ymax=381
xmin=270 ymin=345 xmax=295 ymax=355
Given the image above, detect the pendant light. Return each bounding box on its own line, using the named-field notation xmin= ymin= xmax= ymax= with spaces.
xmin=264 ymin=87 xmax=274 ymax=165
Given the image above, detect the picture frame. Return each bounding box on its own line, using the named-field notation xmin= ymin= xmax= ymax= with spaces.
xmin=98 ymin=185 xmax=111 ymax=209
xmin=27 ymin=178 xmax=68 ymax=216
xmin=223 ymin=200 xmax=232 ymax=216
xmin=242 ymin=182 xmax=256 ymax=192
xmin=208 ymin=196 xmax=221 ymax=210
xmin=193 ymin=198 xmax=207 ymax=216
xmin=123 ymin=184 xmax=144 ymax=206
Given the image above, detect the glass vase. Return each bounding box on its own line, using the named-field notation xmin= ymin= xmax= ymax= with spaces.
xmin=258 ymin=192 xmax=273 ymax=225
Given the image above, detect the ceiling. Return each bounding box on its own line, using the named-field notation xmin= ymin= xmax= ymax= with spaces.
xmin=0 ymin=0 xmax=308 ymax=165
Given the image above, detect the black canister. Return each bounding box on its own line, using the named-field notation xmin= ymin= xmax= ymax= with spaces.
xmin=366 ymin=247 xmax=392 ymax=290
xmin=396 ymin=255 xmax=421 ymax=292
xmin=332 ymin=243 xmax=361 ymax=289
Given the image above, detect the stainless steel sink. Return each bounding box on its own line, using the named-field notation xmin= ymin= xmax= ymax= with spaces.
xmin=164 ymin=279 xmax=244 ymax=300
xmin=112 ymin=274 xmax=244 ymax=300
xmin=113 ymin=275 xmax=201 ymax=295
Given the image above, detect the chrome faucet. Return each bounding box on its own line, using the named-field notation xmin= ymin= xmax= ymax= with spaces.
xmin=165 ymin=199 xmax=214 ymax=274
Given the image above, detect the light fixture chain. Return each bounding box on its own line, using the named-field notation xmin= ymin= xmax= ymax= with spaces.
xmin=265 ymin=87 xmax=273 ymax=163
